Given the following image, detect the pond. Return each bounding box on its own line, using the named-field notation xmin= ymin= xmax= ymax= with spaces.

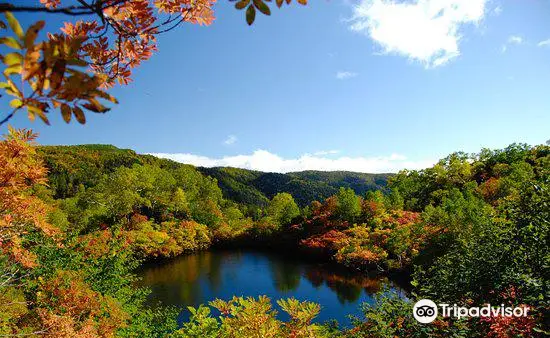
xmin=137 ymin=249 xmax=407 ymax=327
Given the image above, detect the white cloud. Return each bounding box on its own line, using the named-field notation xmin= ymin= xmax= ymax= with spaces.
xmin=507 ymin=35 xmax=523 ymax=44
xmin=148 ymin=150 xmax=435 ymax=173
xmin=313 ymin=150 xmax=340 ymax=156
xmin=493 ymin=5 xmax=502 ymax=15
xmin=336 ymin=71 xmax=358 ymax=80
xmin=223 ymin=135 xmax=237 ymax=145
xmin=348 ymin=0 xmax=487 ymax=67
xmin=538 ymin=39 xmax=550 ymax=47
xmin=501 ymin=35 xmax=523 ymax=53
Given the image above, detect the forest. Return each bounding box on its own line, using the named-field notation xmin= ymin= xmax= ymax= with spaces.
xmin=1 ymin=127 xmax=548 ymax=337
xmin=0 ymin=1 xmax=547 ymax=337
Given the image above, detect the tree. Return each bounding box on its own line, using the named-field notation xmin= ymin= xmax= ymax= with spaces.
xmin=0 ymin=0 xmax=308 ymax=125
xmin=0 ymin=127 xmax=72 ymax=335
xmin=266 ymin=192 xmax=300 ymax=226
xmin=335 ymin=187 xmax=361 ymax=222
xmin=0 ymin=127 xmax=58 ymax=269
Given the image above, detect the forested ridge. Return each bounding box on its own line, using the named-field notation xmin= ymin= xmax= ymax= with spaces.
xmin=38 ymin=144 xmax=390 ymax=207
xmin=2 ymin=130 xmax=548 ymax=337
xmin=199 ymin=167 xmax=389 ymax=207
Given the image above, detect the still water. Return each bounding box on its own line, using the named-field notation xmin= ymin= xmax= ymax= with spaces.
xmin=137 ymin=249 xmax=406 ymax=327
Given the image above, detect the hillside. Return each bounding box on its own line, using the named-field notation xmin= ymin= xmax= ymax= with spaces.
xmin=198 ymin=167 xmax=390 ymax=206
xmin=38 ymin=145 xmax=390 ymax=206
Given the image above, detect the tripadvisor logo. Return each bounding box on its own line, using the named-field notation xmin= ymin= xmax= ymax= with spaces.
xmin=412 ymin=299 xmax=530 ymax=324
xmin=413 ymin=299 xmax=438 ymax=323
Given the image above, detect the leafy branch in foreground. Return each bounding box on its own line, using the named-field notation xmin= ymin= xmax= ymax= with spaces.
xmin=0 ymin=0 xmax=308 ymax=125
xmin=0 ymin=13 xmax=116 ymax=125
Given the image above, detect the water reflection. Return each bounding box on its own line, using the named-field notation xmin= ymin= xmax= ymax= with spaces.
xmin=137 ymin=249 xmax=404 ymax=326
xmin=270 ymin=258 xmax=302 ymax=292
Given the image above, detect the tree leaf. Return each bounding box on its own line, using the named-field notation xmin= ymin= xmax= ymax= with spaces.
xmin=27 ymin=109 xmax=36 ymax=122
xmin=9 ymin=98 xmax=22 ymax=108
xmin=72 ymin=106 xmax=86 ymax=124
xmin=3 ymin=52 xmax=23 ymax=66
xmin=246 ymin=5 xmax=256 ymax=25
xmin=5 ymin=12 xmax=24 ymax=39
xmin=6 ymin=78 xmax=21 ymax=96
xmin=49 ymin=60 xmax=66 ymax=90
xmin=94 ymin=90 xmax=119 ymax=104
xmin=4 ymin=64 xmax=22 ymax=76
xmin=5 ymin=89 xmax=21 ymax=97
xmin=253 ymin=0 xmax=271 ymax=15
xmin=0 ymin=37 xmax=22 ymax=50
xmin=82 ymin=98 xmax=110 ymax=113
xmin=24 ymin=21 xmax=45 ymax=48
xmin=27 ymin=104 xmax=49 ymax=125
xmin=60 ymin=103 xmax=72 ymax=123
xmin=235 ymin=0 xmax=251 ymax=10
xmin=35 ymin=109 xmax=50 ymax=125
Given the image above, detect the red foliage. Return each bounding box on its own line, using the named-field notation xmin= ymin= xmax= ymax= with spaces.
xmin=300 ymin=230 xmax=348 ymax=252
xmin=478 ymin=177 xmax=502 ymax=203
xmin=296 ymin=196 xmax=436 ymax=270
xmin=480 ymin=287 xmax=537 ymax=338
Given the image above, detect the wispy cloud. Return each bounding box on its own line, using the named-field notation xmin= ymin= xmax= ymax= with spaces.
xmin=493 ymin=5 xmax=502 ymax=16
xmin=336 ymin=71 xmax=358 ymax=80
xmin=223 ymin=135 xmax=237 ymax=146
xmin=148 ymin=150 xmax=435 ymax=173
xmin=501 ymin=35 xmax=523 ymax=52
xmin=348 ymin=0 xmax=487 ymax=68
xmin=507 ymin=35 xmax=523 ymax=44
xmin=313 ymin=150 xmax=340 ymax=156
xmin=538 ymin=39 xmax=550 ymax=47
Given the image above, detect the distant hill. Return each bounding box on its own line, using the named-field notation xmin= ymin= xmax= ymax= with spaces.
xmin=38 ymin=144 xmax=391 ymax=206
xmin=198 ymin=167 xmax=391 ymax=207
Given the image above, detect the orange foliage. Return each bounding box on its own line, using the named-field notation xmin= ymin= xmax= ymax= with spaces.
xmin=0 ymin=127 xmax=58 ymax=268
xmin=297 ymin=196 xmax=437 ymax=270
xmin=77 ymin=230 xmax=131 ymax=259
xmin=37 ymin=270 xmax=128 ymax=338
xmin=59 ymin=0 xmax=215 ymax=89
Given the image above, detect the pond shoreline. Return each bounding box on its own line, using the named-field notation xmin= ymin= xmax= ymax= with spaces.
xmin=137 ymin=249 xmax=409 ymax=327
xmin=139 ymin=243 xmax=413 ymax=293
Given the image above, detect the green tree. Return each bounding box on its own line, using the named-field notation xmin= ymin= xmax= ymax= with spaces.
xmin=266 ymin=193 xmax=300 ymax=226
xmin=335 ymin=187 xmax=361 ymax=222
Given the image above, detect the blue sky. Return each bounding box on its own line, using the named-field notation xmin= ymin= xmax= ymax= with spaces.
xmin=3 ymin=0 xmax=550 ymax=173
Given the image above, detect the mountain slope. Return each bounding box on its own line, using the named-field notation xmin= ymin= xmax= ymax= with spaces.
xmin=198 ymin=167 xmax=391 ymax=207
xmin=38 ymin=144 xmax=391 ymax=206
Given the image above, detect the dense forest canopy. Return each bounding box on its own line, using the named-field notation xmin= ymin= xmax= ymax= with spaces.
xmin=199 ymin=166 xmax=390 ymax=207
xmin=1 ymin=128 xmax=548 ymax=337
xmin=38 ymin=144 xmax=390 ymax=206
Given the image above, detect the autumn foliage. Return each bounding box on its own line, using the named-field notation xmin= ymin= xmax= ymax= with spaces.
xmin=0 ymin=127 xmax=56 ymax=268
xmin=1 ymin=130 xmax=547 ymax=337
xmin=0 ymin=0 xmax=307 ymax=125
xmin=37 ymin=271 xmax=129 ymax=338
xmin=297 ymin=189 xmax=438 ymax=271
